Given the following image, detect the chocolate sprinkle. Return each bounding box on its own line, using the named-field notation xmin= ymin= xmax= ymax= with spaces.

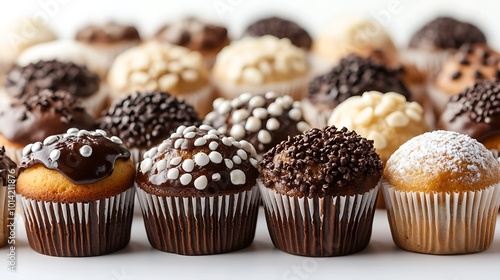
xmin=5 ymin=60 xmax=100 ymax=98
xmin=308 ymin=54 xmax=411 ymax=107
xmin=451 ymin=71 xmax=462 ymax=80
xmin=99 ymin=92 xmax=201 ymax=148
xmin=260 ymin=126 xmax=383 ymax=198
xmin=243 ymin=16 xmax=312 ymax=49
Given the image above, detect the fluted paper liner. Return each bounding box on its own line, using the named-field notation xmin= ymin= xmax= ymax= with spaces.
xmin=0 ymin=181 xmax=7 ymax=247
xmin=136 ymin=185 xmax=260 ymax=255
xmin=20 ymin=187 xmax=135 ymax=257
xmin=301 ymin=97 xmax=333 ymax=129
xmin=259 ymin=181 xmax=379 ymax=257
xmin=402 ymin=49 xmax=452 ymax=77
xmin=382 ymin=181 xmax=500 ymax=254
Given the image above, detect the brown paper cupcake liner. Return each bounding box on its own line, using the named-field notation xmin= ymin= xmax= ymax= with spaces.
xmin=0 ymin=181 xmax=7 ymax=247
xmin=259 ymin=181 xmax=379 ymax=257
xmin=136 ymin=185 xmax=260 ymax=255
xmin=19 ymin=187 xmax=135 ymax=257
xmin=382 ymin=181 xmax=500 ymax=254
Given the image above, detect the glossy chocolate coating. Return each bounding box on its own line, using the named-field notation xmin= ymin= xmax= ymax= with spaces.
xmin=243 ymin=16 xmax=312 ymax=49
xmin=75 ymin=22 xmax=141 ymax=43
xmin=0 ymin=146 xmax=16 ymax=184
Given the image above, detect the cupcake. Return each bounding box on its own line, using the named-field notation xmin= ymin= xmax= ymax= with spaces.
xmin=429 ymin=44 xmax=500 ymax=116
xmin=204 ymin=92 xmax=311 ymax=157
xmin=17 ymin=128 xmax=135 ymax=256
xmin=153 ymin=17 xmax=229 ymax=68
xmin=107 ymin=41 xmax=213 ymax=116
xmin=0 ymin=147 xmax=16 ymax=248
xmin=4 ymin=60 xmax=109 ymax=118
xmin=75 ymin=22 xmax=141 ymax=71
xmin=0 ymin=89 xmax=95 ymax=162
xmin=438 ymin=80 xmax=500 ymax=150
xmin=98 ymin=91 xmax=201 ymax=163
xmin=212 ymin=35 xmax=309 ymax=101
xmin=136 ymin=125 xmax=260 ymax=255
xmin=260 ymin=126 xmax=383 ymax=256
xmin=383 ymin=130 xmax=500 ymax=254
xmin=304 ymin=54 xmax=412 ymax=128
xmin=405 ymin=16 xmax=487 ymax=75
xmin=242 ymin=16 xmax=312 ymax=50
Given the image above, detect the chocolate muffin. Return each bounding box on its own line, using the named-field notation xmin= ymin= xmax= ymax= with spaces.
xmin=0 ymin=147 xmax=16 ymax=248
xmin=204 ymin=92 xmax=311 ymax=156
xmin=260 ymin=126 xmax=383 ymax=256
xmin=243 ymin=16 xmax=312 ymax=50
xmin=136 ymin=125 xmax=260 ymax=255
xmin=0 ymin=89 xmax=94 ymax=162
xmin=99 ymin=91 xmax=201 ymax=162
xmin=304 ymin=54 xmax=411 ymax=128
xmin=17 ymin=128 xmax=135 ymax=256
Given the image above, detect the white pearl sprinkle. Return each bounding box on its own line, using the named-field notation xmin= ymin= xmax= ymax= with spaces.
xmin=258 ymin=130 xmax=272 ymax=144
xmin=170 ymin=133 xmax=180 ymax=138
xmin=79 ymin=145 xmax=92 ymax=157
xmin=245 ymin=116 xmax=261 ymax=132
xmin=140 ymin=158 xmax=153 ymax=173
xmin=184 ymin=132 xmax=196 ymax=139
xmin=268 ymin=102 xmax=283 ymax=116
xmin=265 ymin=92 xmax=278 ymax=99
xmin=249 ymin=95 xmax=266 ymax=108
xmin=49 ymin=149 xmax=60 ymax=161
xmin=213 ymin=97 xmax=224 ymax=109
xmin=209 ymin=141 xmax=219 ymax=150
xmin=148 ymin=147 xmax=158 ymax=158
xmin=253 ymin=107 xmax=268 ymax=119
xmin=182 ymin=159 xmax=195 ymax=172
xmin=239 ymin=92 xmax=253 ymax=102
xmin=194 ymin=137 xmax=207 ymax=146
xmin=174 ymin=138 xmax=185 ymax=149
xmin=208 ymin=129 xmax=219 ymax=135
xmin=143 ymin=150 xmax=151 ymax=159
xmin=77 ymin=130 xmax=90 ymax=137
xmin=156 ymin=159 xmax=168 ymax=172
xmin=239 ymin=140 xmax=256 ymax=157
xmin=232 ymin=109 xmax=250 ymax=123
xmin=231 ymin=98 xmax=244 ymax=108
xmin=167 ymin=168 xmax=179 ymax=180
xmin=218 ymin=127 xmax=227 ymax=135
xmin=225 ymin=158 xmax=234 ymax=169
xmin=183 ymin=126 xmax=196 ymax=134
xmin=221 ymin=137 xmax=232 ymax=146
xmin=288 ymin=108 xmax=303 ymax=121
xmin=232 ymin=155 xmax=242 ymax=164
xmin=279 ymin=95 xmax=294 ymax=108
xmin=22 ymin=144 xmax=33 ymax=156
xmin=237 ymin=149 xmax=248 ymax=160
xmin=110 ymin=136 xmax=123 ymax=144
xmin=31 ymin=142 xmax=42 ymax=152
xmin=43 ymin=135 xmax=58 ymax=145
xmin=194 ymin=175 xmax=208 ymax=190
xmin=170 ymin=157 xmax=182 ymax=166
xmin=212 ymin=173 xmax=221 ymax=181
xmin=176 ymin=125 xmax=187 ymax=134
xmin=95 ymin=129 xmax=107 ymax=137
xmin=230 ymin=170 xmax=246 ymax=185
xmin=204 ymin=134 xmax=219 ymax=140
xmin=250 ymin=158 xmax=259 ymax=168
xmin=209 ymin=151 xmax=223 ymax=163
xmin=266 ymin=118 xmax=280 ymax=131
xmin=293 ymin=101 xmax=301 ymax=108
xmin=158 ymin=142 xmax=169 ymax=153
xmin=199 ymin=124 xmax=214 ymax=131
xmin=180 ymin=174 xmax=192 ymax=185
xmin=230 ymin=139 xmax=242 ymax=148
xmin=297 ymin=121 xmax=311 ymax=132
xmin=66 ymin=128 xmax=79 ymax=134
xmin=230 ymin=125 xmax=246 ymax=140
xmin=217 ymin=100 xmax=231 ymax=114
xmin=194 ymin=153 xmax=210 ymax=166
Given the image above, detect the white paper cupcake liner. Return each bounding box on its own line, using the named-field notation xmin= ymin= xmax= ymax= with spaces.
xmin=259 ymin=181 xmax=379 ymax=256
xmin=301 ymin=97 xmax=333 ymax=129
xmin=402 ymin=49 xmax=452 ymax=78
xmin=20 ymin=187 xmax=135 ymax=257
xmin=3 ymin=146 xmax=23 ymax=165
xmin=0 ymin=181 xmax=7 ymax=247
xmin=79 ymin=83 xmax=111 ymax=118
xmin=382 ymin=181 xmax=500 ymax=254
xmin=136 ymin=185 xmax=260 ymax=255
xmin=176 ymin=85 xmax=215 ymax=118
xmin=427 ymin=83 xmax=455 ymax=119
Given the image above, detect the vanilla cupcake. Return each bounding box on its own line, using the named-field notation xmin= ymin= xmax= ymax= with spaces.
xmin=212 ymin=35 xmax=309 ymax=101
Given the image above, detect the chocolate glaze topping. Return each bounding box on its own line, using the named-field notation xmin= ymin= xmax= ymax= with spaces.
xmin=438 ymin=80 xmax=500 ymax=141
xmin=5 ymin=60 xmax=100 ymax=98
xmin=409 ymin=16 xmax=486 ymax=50
xmin=0 ymin=89 xmax=95 ymax=146
xmin=19 ymin=128 xmax=130 ymax=184
xmin=75 ymin=22 xmax=141 ymax=43
xmin=99 ymin=92 xmax=201 ymax=148
xmin=0 ymin=147 xmax=16 ymax=184
xmin=260 ymin=126 xmax=383 ymax=198
xmin=308 ymin=54 xmax=411 ymax=107
xmin=243 ymin=16 xmax=312 ymax=49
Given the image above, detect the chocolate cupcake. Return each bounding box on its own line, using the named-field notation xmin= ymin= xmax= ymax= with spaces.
xmin=303 ymin=54 xmax=411 ymax=128
xmin=260 ymin=126 xmax=383 ymax=256
xmin=0 ymin=89 xmax=94 ymax=162
xmin=17 ymin=128 xmax=135 ymax=256
xmin=99 ymin=91 xmax=201 ymax=162
xmin=0 ymin=147 xmax=16 ymax=248
xmin=154 ymin=17 xmax=229 ymax=68
xmin=4 ymin=60 xmax=109 ymax=117
xmin=204 ymin=92 xmax=311 ymax=157
xmin=243 ymin=16 xmax=312 ymax=50
xmin=136 ymin=125 xmax=260 ymax=255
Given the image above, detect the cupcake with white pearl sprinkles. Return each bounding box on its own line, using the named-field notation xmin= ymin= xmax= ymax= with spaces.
xmin=135 ymin=124 xmax=260 ymax=255
xmin=204 ymin=92 xmax=311 ymax=156
xmin=259 ymin=126 xmax=383 ymax=257
xmin=16 ymin=128 xmax=135 ymax=257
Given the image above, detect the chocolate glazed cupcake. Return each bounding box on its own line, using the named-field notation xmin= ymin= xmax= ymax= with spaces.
xmin=260 ymin=126 xmax=383 ymax=257
xmin=136 ymin=125 xmax=260 ymax=255
xmin=17 ymin=128 xmax=135 ymax=257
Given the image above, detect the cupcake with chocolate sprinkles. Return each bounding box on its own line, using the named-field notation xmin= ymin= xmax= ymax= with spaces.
xmin=17 ymin=128 xmax=135 ymax=256
xmin=260 ymin=126 xmax=383 ymax=257
xmin=203 ymin=92 xmax=311 ymax=157
xmin=136 ymin=125 xmax=260 ymax=255
xmin=98 ymin=91 xmax=201 ymax=162
xmin=0 ymin=89 xmax=94 ymax=162
xmin=303 ymin=54 xmax=412 ymax=128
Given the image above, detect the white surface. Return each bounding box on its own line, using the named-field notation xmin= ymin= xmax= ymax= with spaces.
xmin=1 ymin=208 xmax=500 ymax=280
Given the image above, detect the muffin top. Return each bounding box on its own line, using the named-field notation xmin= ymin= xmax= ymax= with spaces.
xmin=408 ymin=16 xmax=486 ymax=51
xmin=99 ymin=91 xmax=201 ymax=149
xmin=308 ymin=54 xmax=411 ymax=108
xmin=108 ymin=41 xmax=208 ymax=96
xmin=75 ymin=22 xmax=141 ymax=44
xmin=0 ymin=146 xmax=16 ymax=182
xmin=385 ymin=130 xmax=500 ymax=192
xmin=328 ymin=91 xmax=428 ymax=163
xmin=154 ymin=17 xmax=229 ymax=54
xmin=212 ymin=35 xmax=308 ymax=85
xmin=136 ymin=125 xmax=259 ymax=197
xmin=204 ymin=92 xmax=311 ymax=155
xmin=434 ymin=44 xmax=500 ymax=94
xmin=243 ymin=16 xmax=312 ymax=50
xmin=0 ymin=89 xmax=95 ymax=146
xmin=438 ymin=80 xmax=500 ymax=143
xmin=260 ymin=126 xmax=383 ymax=198
xmin=5 ymin=60 xmax=100 ymax=98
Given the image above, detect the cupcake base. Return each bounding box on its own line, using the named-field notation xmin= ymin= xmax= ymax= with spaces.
xmin=136 ymin=185 xmax=260 ymax=255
